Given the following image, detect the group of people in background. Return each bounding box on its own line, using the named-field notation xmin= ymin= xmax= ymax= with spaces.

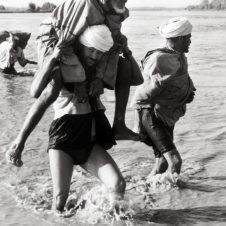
xmin=4 ymin=0 xmax=195 ymax=214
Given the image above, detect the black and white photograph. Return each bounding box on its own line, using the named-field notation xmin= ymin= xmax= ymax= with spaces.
xmin=0 ymin=0 xmax=226 ymax=225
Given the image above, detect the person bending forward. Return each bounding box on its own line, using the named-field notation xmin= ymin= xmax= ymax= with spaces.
xmin=131 ymin=17 xmax=196 ymax=183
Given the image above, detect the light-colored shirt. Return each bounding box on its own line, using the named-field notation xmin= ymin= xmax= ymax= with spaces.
xmin=131 ymin=48 xmax=195 ymax=126
xmin=0 ymin=41 xmax=26 ymax=69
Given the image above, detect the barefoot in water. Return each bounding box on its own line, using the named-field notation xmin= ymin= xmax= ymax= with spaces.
xmin=166 ymin=172 xmax=186 ymax=188
xmin=5 ymin=143 xmax=24 ymax=167
xmin=175 ymin=178 xmax=186 ymax=188
xmin=113 ymin=125 xmax=140 ymax=141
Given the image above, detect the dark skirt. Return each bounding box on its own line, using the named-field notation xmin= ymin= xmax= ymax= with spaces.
xmin=48 ymin=110 xmax=116 ymax=165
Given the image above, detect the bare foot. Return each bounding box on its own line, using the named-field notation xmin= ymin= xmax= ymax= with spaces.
xmin=5 ymin=143 xmax=24 ymax=167
xmin=165 ymin=172 xmax=186 ymax=188
xmin=113 ymin=125 xmax=140 ymax=141
xmin=175 ymin=178 xmax=186 ymax=188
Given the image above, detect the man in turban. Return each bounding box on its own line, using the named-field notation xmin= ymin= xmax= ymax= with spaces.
xmin=6 ymin=24 xmax=114 ymax=166
xmin=6 ymin=25 xmax=126 ymax=213
xmin=6 ymin=0 xmax=143 ymax=165
xmin=32 ymin=0 xmax=143 ymax=139
xmin=131 ymin=17 xmax=196 ymax=185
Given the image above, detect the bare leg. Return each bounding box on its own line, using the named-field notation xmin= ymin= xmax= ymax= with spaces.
xmin=6 ymin=69 xmax=62 ymax=166
xmin=162 ymin=149 xmax=185 ymax=187
xmin=81 ymin=143 xmax=126 ymax=202
xmin=147 ymin=150 xmax=183 ymax=186
xmin=49 ymin=149 xmax=74 ymax=212
xmin=113 ymin=57 xmax=139 ymax=141
xmin=163 ymin=149 xmax=182 ymax=174
xmin=149 ymin=156 xmax=168 ymax=176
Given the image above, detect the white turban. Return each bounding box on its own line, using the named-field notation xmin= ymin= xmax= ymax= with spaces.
xmin=79 ymin=25 xmax=113 ymax=53
xmin=159 ymin=17 xmax=192 ymax=38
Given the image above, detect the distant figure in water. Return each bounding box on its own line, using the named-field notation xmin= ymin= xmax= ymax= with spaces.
xmin=0 ymin=33 xmax=37 ymax=74
xmin=6 ymin=25 xmax=125 ymax=213
xmin=131 ymin=17 xmax=196 ymax=184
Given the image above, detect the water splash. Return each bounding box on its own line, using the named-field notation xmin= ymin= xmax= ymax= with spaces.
xmin=1 ymin=159 xmax=205 ymax=225
xmin=125 ymin=160 xmax=205 ymax=201
xmin=64 ymin=185 xmax=135 ymax=225
xmin=6 ymin=177 xmax=136 ymax=225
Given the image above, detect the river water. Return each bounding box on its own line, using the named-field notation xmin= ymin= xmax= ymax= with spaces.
xmin=0 ymin=10 xmax=226 ymax=226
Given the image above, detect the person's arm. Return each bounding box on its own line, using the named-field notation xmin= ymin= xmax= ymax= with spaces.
xmin=16 ymin=47 xmax=37 ymax=67
xmin=16 ymin=49 xmax=28 ymax=67
xmin=27 ymin=59 xmax=38 ymax=65
xmin=30 ymin=46 xmax=62 ymax=98
xmin=105 ymin=11 xmax=128 ymax=53
xmin=112 ymin=31 xmax=127 ymax=53
xmin=88 ymin=76 xmax=104 ymax=97
xmin=184 ymin=76 xmax=196 ymax=104
xmin=18 ymin=58 xmax=38 ymax=67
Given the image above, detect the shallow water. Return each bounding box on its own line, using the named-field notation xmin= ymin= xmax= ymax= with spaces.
xmin=0 ymin=10 xmax=226 ymax=226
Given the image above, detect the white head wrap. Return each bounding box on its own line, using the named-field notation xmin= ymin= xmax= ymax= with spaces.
xmin=79 ymin=25 xmax=113 ymax=53
xmin=159 ymin=17 xmax=192 ymax=38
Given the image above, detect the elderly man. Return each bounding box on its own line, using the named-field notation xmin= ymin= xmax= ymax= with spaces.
xmin=7 ymin=25 xmax=126 ymax=213
xmin=131 ymin=17 xmax=196 ymax=183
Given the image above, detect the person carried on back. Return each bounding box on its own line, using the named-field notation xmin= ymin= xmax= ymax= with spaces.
xmin=6 ymin=0 xmax=143 ymax=167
